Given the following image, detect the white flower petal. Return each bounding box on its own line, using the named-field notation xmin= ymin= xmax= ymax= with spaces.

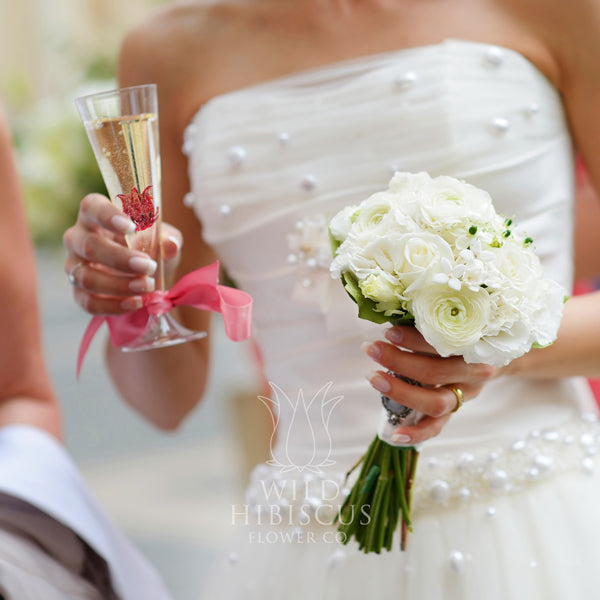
xmin=432 ymin=273 xmax=449 ymax=285
xmin=448 ymin=278 xmax=462 ymax=291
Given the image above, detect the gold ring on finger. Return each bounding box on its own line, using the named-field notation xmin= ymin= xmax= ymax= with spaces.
xmin=445 ymin=384 xmax=464 ymax=413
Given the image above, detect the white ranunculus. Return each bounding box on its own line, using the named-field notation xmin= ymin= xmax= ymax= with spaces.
xmin=410 ymin=284 xmax=491 ymax=357
xmin=415 ymin=175 xmax=497 ymax=232
xmin=329 ymin=204 xmax=358 ymax=241
xmin=351 ymin=192 xmax=397 ymax=235
xmin=388 ymin=171 xmax=432 ymax=194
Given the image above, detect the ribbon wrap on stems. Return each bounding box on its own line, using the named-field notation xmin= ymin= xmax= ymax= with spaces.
xmin=77 ymin=261 xmax=252 ymax=377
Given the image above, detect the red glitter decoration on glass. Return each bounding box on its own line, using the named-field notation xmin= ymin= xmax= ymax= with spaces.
xmin=117 ymin=186 xmax=159 ymax=232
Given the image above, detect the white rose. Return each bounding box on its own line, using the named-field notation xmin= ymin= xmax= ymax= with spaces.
xmin=359 ymin=271 xmax=401 ymax=303
xmin=410 ymin=284 xmax=491 ymax=357
xmin=358 ymin=232 xmax=454 ymax=291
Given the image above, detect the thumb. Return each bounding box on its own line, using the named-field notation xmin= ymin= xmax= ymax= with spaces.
xmin=160 ymin=223 xmax=183 ymax=262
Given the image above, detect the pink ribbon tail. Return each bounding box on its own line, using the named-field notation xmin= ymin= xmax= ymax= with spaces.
xmin=76 ymin=316 xmax=106 ymax=379
xmin=76 ymin=261 xmax=253 ymax=378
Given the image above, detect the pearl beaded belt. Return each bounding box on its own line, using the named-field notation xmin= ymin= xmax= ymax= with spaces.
xmin=243 ymin=412 xmax=600 ymax=526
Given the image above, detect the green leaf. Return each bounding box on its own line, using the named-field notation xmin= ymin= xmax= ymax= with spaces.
xmin=341 ymin=272 xmax=391 ymax=324
xmin=360 ymin=465 xmax=381 ymax=496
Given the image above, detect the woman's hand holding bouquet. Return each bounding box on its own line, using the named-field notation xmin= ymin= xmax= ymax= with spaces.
xmin=329 ymin=172 xmax=565 ymax=552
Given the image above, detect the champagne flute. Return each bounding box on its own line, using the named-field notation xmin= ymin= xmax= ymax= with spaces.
xmin=75 ymin=83 xmax=206 ymax=351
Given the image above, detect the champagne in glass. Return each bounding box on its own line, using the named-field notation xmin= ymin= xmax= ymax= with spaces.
xmin=76 ymin=84 xmax=206 ymax=351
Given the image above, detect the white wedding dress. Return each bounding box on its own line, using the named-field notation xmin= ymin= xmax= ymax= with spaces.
xmin=184 ymin=39 xmax=600 ymax=599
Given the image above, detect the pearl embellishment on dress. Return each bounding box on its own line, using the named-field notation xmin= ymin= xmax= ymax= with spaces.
xmin=458 ymin=487 xmax=471 ymax=501
xmin=430 ymin=480 xmax=451 ymax=503
xmin=393 ymin=71 xmax=417 ymax=91
xmin=448 ymin=551 xmax=466 ymax=574
xmin=483 ymin=46 xmax=504 ymax=68
xmin=487 ymin=469 xmax=509 ymax=493
xmin=582 ymin=457 xmax=595 ymax=475
xmin=327 ymin=549 xmax=347 ymax=569
xmin=525 ymin=102 xmax=540 ymax=117
xmin=489 ymin=117 xmax=510 ymax=136
xmin=228 ymin=145 xmax=247 ymax=168
xmin=183 ymin=192 xmax=195 ymax=208
xmin=181 ymin=124 xmax=197 ymax=156
xmin=301 ymin=174 xmax=318 ymax=192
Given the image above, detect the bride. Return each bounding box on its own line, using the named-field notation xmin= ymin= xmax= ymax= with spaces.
xmin=63 ymin=0 xmax=600 ymax=598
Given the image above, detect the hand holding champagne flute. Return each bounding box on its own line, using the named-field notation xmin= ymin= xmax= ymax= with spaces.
xmin=75 ymin=83 xmax=207 ymax=351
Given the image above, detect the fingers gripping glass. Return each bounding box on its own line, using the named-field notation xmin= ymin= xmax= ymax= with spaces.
xmin=75 ymin=84 xmax=206 ymax=351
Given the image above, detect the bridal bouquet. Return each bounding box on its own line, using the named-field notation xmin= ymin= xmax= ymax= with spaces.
xmin=329 ymin=171 xmax=565 ymax=552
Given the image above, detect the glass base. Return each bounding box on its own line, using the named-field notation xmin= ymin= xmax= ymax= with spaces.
xmin=120 ymin=313 xmax=207 ymax=352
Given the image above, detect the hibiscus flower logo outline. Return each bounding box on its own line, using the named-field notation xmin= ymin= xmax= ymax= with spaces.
xmin=258 ymin=381 xmax=343 ymax=473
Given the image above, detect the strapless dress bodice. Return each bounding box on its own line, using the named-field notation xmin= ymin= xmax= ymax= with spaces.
xmin=183 ymin=39 xmax=596 ymax=499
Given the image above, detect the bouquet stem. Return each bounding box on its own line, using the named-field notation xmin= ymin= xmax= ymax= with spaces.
xmin=336 ymin=437 xmax=419 ymax=552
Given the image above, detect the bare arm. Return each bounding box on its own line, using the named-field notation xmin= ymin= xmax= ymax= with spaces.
xmin=0 ymin=108 xmax=61 ymax=439
xmin=574 ymin=166 xmax=600 ymax=282
xmin=63 ymin=11 xmax=218 ymax=429
xmin=496 ymin=0 xmax=600 ymax=380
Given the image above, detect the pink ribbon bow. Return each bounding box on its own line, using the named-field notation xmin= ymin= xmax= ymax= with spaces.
xmin=77 ymin=261 xmax=252 ymax=377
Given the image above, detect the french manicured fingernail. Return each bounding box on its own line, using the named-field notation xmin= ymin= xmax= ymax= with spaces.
xmin=111 ymin=215 xmax=136 ymax=235
xmin=391 ymin=433 xmax=411 ymax=444
xmin=168 ymin=235 xmax=181 ymax=251
xmin=386 ymin=328 xmax=403 ymax=345
xmin=129 ymin=256 xmax=157 ymax=275
xmin=121 ymin=297 xmax=143 ymax=311
xmin=367 ymin=372 xmax=390 ymax=393
xmin=129 ymin=276 xmax=155 ymax=293
xmin=361 ymin=341 xmax=381 ymax=360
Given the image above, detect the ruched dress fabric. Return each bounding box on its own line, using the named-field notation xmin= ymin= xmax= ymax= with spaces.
xmin=184 ymin=40 xmax=600 ymax=599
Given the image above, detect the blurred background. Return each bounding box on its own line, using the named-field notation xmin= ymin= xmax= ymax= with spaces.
xmin=0 ymin=2 xmax=270 ymax=598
